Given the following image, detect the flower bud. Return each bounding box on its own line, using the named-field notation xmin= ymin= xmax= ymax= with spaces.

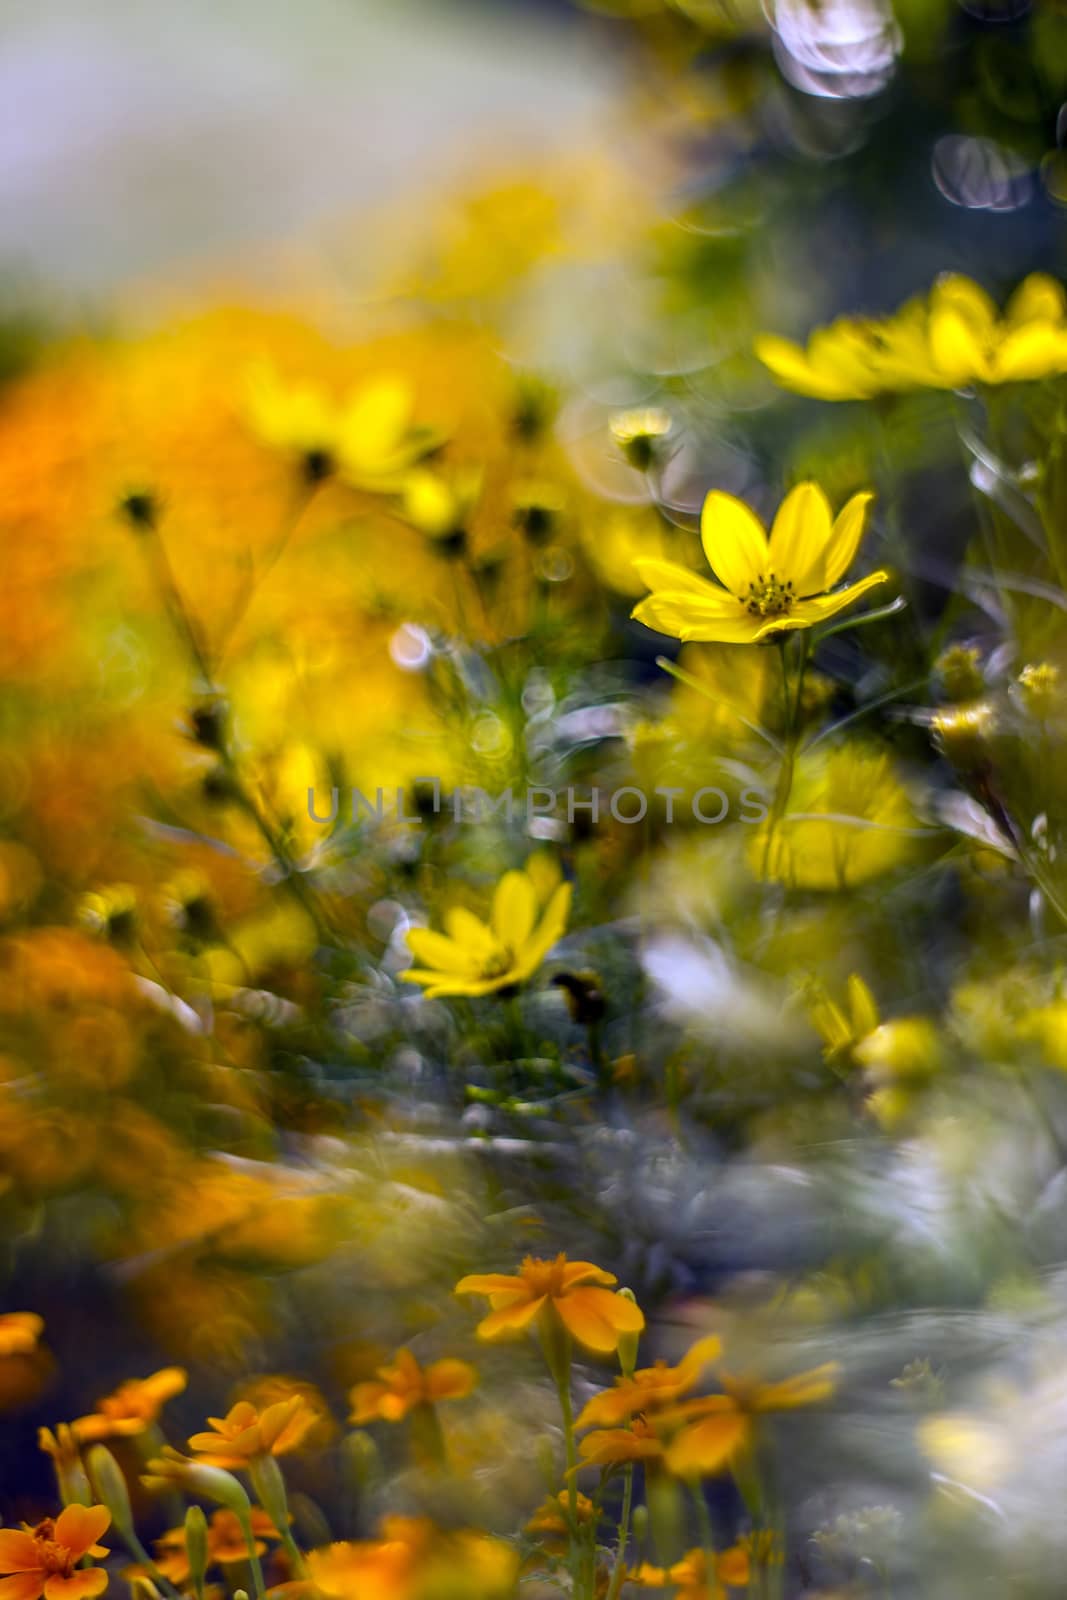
xmin=929 ymin=701 xmax=996 ymax=773
xmin=249 ymin=1454 xmax=290 ymax=1536
xmin=615 ymin=1289 xmax=641 ymax=1378
xmin=934 ymin=644 xmax=984 ymax=704
xmin=184 ymin=1506 xmax=209 ymax=1595
xmin=86 ymin=1444 xmax=133 ymax=1537
xmin=142 ymin=1449 xmax=250 ymax=1515
xmin=1018 ymin=662 xmax=1060 ymax=720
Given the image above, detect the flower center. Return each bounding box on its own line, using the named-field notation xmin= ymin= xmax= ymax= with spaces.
xmin=31 ymin=1526 xmax=75 ymax=1578
xmin=478 ymin=945 xmax=515 ymax=981
xmin=742 ymin=572 xmax=795 ymax=618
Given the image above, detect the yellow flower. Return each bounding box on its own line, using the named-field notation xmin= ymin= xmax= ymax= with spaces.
xmin=246 ymin=366 xmax=437 ymax=488
xmin=756 ymin=272 xmax=1067 ymax=399
xmin=631 ymin=483 xmax=886 ymax=644
xmin=402 ymin=863 xmax=572 ymax=1000
xmin=307 ymin=1516 xmax=517 ymax=1600
xmin=807 ymin=974 xmax=880 ymax=1062
xmin=187 ymin=1396 xmax=317 ymax=1468
xmin=660 ymin=1364 xmax=838 ymax=1477
xmin=577 ymin=1414 xmax=666 ymax=1468
xmin=748 ymin=744 xmax=921 ymax=890
xmin=0 ymin=1313 xmax=43 ymax=1357
xmin=574 ymin=1335 xmax=722 ymax=1430
xmin=72 ymin=1367 xmax=187 ymax=1444
xmin=349 ymin=1348 xmax=477 ymax=1425
xmin=524 ymin=1491 xmax=597 ymax=1553
xmin=631 ymin=1543 xmax=750 ymax=1599
xmin=455 ymin=1253 xmax=644 ymax=1355
xmin=609 ymin=407 xmax=673 ymax=471
xmin=0 ymin=1506 xmax=111 ymax=1600
xmin=146 ymin=1509 xmax=280 ymax=1586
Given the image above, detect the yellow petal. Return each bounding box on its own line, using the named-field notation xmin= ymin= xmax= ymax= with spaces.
xmin=928 ymin=305 xmax=986 ymax=385
xmin=514 ymin=882 xmax=572 ymax=977
xmin=993 ymin=323 xmax=1067 ymax=383
xmin=821 ymin=491 xmax=874 ymax=589
xmin=782 ymin=568 xmax=889 ymax=629
xmin=932 ymin=274 xmax=996 ymax=331
xmin=633 ymin=557 xmax=734 ymax=603
xmin=700 ymin=491 xmax=770 ymax=598
xmin=848 ymin=974 xmax=880 ymax=1037
xmin=491 ymin=870 xmax=538 ymax=951
xmin=632 ymin=593 xmax=763 ymax=644
xmin=405 ymin=928 xmax=479 ymax=975
xmin=477 ymin=1295 xmax=546 ymax=1340
xmin=444 ymin=907 xmax=497 ymax=960
xmin=768 ymin=483 xmax=833 ymax=596
xmin=1006 ymin=273 xmax=1066 ymax=326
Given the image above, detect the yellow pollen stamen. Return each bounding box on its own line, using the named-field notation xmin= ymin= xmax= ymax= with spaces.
xmin=742 ymin=571 xmax=795 ymax=618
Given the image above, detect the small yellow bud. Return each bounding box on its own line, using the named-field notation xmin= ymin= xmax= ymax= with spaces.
xmin=929 ymin=700 xmax=996 ymax=771
xmin=934 ymin=644 xmax=984 ymax=703
xmin=1018 ymin=662 xmax=1060 ymax=720
xmin=85 ymin=1444 xmax=133 ymax=1536
xmin=184 ymin=1506 xmax=208 ymax=1593
xmin=615 ymin=1288 xmax=641 ymax=1378
xmin=609 ymin=408 xmax=672 ymax=472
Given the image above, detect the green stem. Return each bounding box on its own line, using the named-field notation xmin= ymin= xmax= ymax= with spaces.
xmin=235 ymin=1509 xmax=268 ymax=1600
xmin=606 ymin=1464 xmax=634 ymax=1600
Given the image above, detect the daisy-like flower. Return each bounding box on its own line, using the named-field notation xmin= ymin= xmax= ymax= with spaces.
xmin=756 ymin=272 xmax=1067 ymax=399
xmin=577 ymin=1414 xmax=665 ymax=1469
xmin=631 ymin=484 xmax=886 ymax=645
xmin=349 ymin=1348 xmax=477 ymax=1425
xmin=307 ymin=1516 xmax=517 ymax=1600
xmin=0 ymin=1314 xmax=44 ymax=1357
xmin=575 ymin=1336 xmax=722 ymax=1430
xmin=187 ymin=1396 xmax=316 ymax=1469
xmin=401 ymin=862 xmax=571 ymax=1000
xmin=455 ymin=1253 xmax=644 ymax=1355
xmin=146 ymin=1509 xmax=280 ymax=1587
xmin=660 ymin=1363 xmax=839 ymax=1477
xmin=524 ymin=1490 xmax=598 ymax=1549
xmin=72 ymin=1367 xmax=187 ymax=1444
xmin=610 ymin=407 xmax=673 ymax=471
xmin=0 ymin=1505 xmax=111 ymax=1600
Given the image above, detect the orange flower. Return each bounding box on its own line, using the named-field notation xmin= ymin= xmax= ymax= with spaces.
xmin=631 ymin=1543 xmax=749 ymax=1599
xmin=661 ymin=1363 xmax=839 ymax=1477
xmin=454 ymin=1254 xmax=644 ymax=1355
xmin=0 ymin=1314 xmax=43 ymax=1357
xmin=307 ymin=1516 xmax=517 ymax=1600
xmin=150 ymin=1509 xmax=280 ymax=1585
xmin=578 ymin=1415 xmax=665 ymax=1469
xmin=188 ymin=1396 xmax=316 ymax=1468
xmin=72 ymin=1367 xmax=187 ymax=1443
xmin=575 ymin=1336 xmax=722 ymax=1430
xmin=0 ymin=1505 xmax=111 ymax=1600
xmin=524 ymin=1490 xmax=598 ymax=1544
xmin=349 ymin=1348 xmax=477 ymax=1424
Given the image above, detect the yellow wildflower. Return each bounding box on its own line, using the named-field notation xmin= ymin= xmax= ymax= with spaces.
xmin=0 ymin=1506 xmax=111 ymax=1600
xmin=575 ymin=1335 xmax=722 ymax=1430
xmin=632 ymin=483 xmax=886 ymax=644
xmin=188 ymin=1395 xmax=317 ymax=1468
xmin=349 ymin=1348 xmax=477 ymax=1425
xmin=808 ymin=974 xmax=880 ymax=1062
xmin=246 ymin=366 xmax=437 ymax=488
xmin=72 ymin=1367 xmax=187 ymax=1444
xmin=307 ymin=1515 xmax=518 ymax=1600
xmin=756 ymin=272 xmax=1067 ymax=399
xmin=402 ymin=863 xmax=572 ymax=1000
xmin=0 ymin=1313 xmax=44 ymax=1357
xmin=455 ymin=1253 xmax=644 ymax=1355
xmin=661 ymin=1363 xmax=839 ymax=1477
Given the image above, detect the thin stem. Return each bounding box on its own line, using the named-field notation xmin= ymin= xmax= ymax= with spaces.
xmin=606 ymin=1465 xmax=634 ymax=1600
xmin=236 ymin=1509 xmax=268 ymax=1600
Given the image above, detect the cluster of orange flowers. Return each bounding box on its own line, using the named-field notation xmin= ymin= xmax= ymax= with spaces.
xmin=1 ymin=1255 xmax=837 ymax=1600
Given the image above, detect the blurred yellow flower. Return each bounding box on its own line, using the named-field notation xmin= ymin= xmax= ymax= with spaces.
xmin=749 ymin=744 xmax=922 ymax=889
xmin=0 ymin=1313 xmax=44 ymax=1357
xmin=631 ymin=1542 xmax=750 ymax=1598
xmin=578 ymin=1414 xmax=666 ymax=1468
xmin=756 ymin=272 xmax=1067 ymax=399
xmin=575 ymin=1335 xmax=722 ymax=1429
xmin=147 ymin=1508 xmax=280 ymax=1586
xmin=72 ymin=1367 xmax=187 ymax=1444
xmin=661 ymin=1363 xmax=838 ymax=1477
xmin=402 ymin=863 xmax=571 ymax=1000
xmin=524 ymin=1489 xmax=597 ymax=1548
xmin=632 ymin=483 xmax=886 ymax=644
xmin=349 ymin=1348 xmax=477 ymax=1425
xmin=455 ymin=1253 xmax=644 ymax=1355
xmin=246 ymin=366 xmax=437 ymax=489
xmin=307 ymin=1515 xmax=518 ymax=1600
xmin=188 ymin=1396 xmax=317 ymax=1468
xmin=808 ymin=974 xmax=880 ymax=1062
